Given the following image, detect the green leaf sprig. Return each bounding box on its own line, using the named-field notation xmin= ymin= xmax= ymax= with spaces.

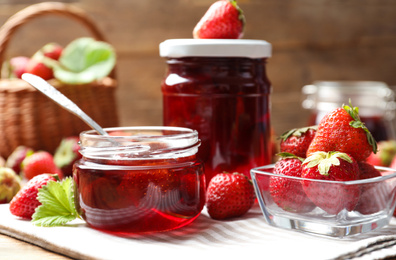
xmin=51 ymin=37 xmax=116 ymax=84
xmin=32 ymin=177 xmax=82 ymax=227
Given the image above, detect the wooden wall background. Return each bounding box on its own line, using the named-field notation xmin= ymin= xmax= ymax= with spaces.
xmin=0 ymin=0 xmax=395 ymax=136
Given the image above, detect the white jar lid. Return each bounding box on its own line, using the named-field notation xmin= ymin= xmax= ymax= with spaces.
xmin=159 ymin=39 xmax=272 ymax=58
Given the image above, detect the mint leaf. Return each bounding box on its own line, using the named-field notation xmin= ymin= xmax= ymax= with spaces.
xmin=32 ymin=177 xmax=81 ymax=227
xmin=53 ymin=37 xmax=116 ymax=84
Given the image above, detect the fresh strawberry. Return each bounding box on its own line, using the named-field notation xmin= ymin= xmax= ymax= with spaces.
xmin=206 ymin=172 xmax=255 ymax=220
xmin=366 ymin=140 xmax=396 ymax=167
xmin=354 ymin=161 xmax=386 ymax=215
xmin=22 ymin=151 xmax=63 ymax=180
xmin=270 ymin=153 xmax=315 ymax=213
xmin=8 ymin=56 xmax=30 ymax=79
xmin=193 ymin=0 xmax=245 ymax=39
xmin=25 ymin=59 xmax=54 ymax=80
xmin=306 ymin=103 xmax=377 ymax=162
xmin=301 ymin=151 xmax=361 ymax=215
xmin=54 ymin=137 xmax=81 ymax=177
xmin=41 ymin=43 xmax=63 ymax=60
xmin=279 ymin=126 xmax=317 ymax=158
xmin=0 ymin=167 xmax=21 ymax=204
xmin=5 ymin=146 xmax=34 ymax=175
xmin=9 ymin=174 xmax=57 ymax=219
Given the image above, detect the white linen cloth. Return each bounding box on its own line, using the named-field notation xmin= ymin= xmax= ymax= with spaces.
xmin=0 ymin=203 xmax=396 ymax=260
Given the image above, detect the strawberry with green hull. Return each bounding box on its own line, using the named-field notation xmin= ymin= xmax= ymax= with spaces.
xmin=306 ymin=102 xmax=377 ymax=162
xmin=54 ymin=137 xmax=82 ymax=178
xmin=193 ymin=0 xmax=245 ymax=39
xmin=279 ymin=126 xmax=317 ymax=158
xmin=22 ymin=151 xmax=63 ymax=180
xmin=366 ymin=140 xmax=396 ymax=167
xmin=0 ymin=167 xmax=21 ymax=204
xmin=301 ymin=151 xmax=361 ymax=215
xmin=206 ymin=172 xmax=255 ymax=220
xmin=9 ymin=174 xmax=57 ymax=219
xmin=5 ymin=146 xmax=33 ymax=175
xmin=270 ymin=153 xmax=315 ymax=213
xmin=8 ymin=56 xmax=30 ymax=79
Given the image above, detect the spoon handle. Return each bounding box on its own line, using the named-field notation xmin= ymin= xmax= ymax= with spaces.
xmin=21 ymin=73 xmax=108 ymax=136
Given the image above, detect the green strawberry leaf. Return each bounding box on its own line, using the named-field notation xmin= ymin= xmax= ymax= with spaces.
xmin=52 ymin=37 xmax=116 ymax=84
xmin=32 ymin=177 xmax=81 ymax=227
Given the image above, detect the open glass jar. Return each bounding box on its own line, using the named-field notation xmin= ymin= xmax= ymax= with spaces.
xmin=302 ymin=81 xmax=396 ymax=141
xmin=73 ymin=126 xmax=205 ymax=235
xmin=160 ymin=39 xmax=272 ymax=182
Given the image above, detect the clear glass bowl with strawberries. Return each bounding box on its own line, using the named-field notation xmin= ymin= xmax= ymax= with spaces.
xmin=251 ymin=163 xmax=396 ymax=238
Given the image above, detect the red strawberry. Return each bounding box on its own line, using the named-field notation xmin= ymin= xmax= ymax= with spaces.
xmin=279 ymin=126 xmax=317 ymax=158
xmin=41 ymin=43 xmax=63 ymax=60
xmin=306 ymin=103 xmax=377 ymax=162
xmin=54 ymin=136 xmax=81 ymax=177
xmin=366 ymin=140 xmax=396 ymax=167
xmin=301 ymin=151 xmax=361 ymax=215
xmin=8 ymin=56 xmax=30 ymax=79
xmin=9 ymin=174 xmax=57 ymax=219
xmin=206 ymin=172 xmax=255 ymax=220
xmin=25 ymin=59 xmax=54 ymax=80
xmin=270 ymin=153 xmax=315 ymax=213
xmin=22 ymin=151 xmax=63 ymax=180
xmin=193 ymin=0 xmax=245 ymax=39
xmin=355 ymin=161 xmax=388 ymax=215
xmin=5 ymin=146 xmax=34 ymax=175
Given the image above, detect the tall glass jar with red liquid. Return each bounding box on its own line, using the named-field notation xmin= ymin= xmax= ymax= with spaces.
xmin=302 ymin=81 xmax=396 ymax=142
xmin=160 ymin=39 xmax=272 ymax=182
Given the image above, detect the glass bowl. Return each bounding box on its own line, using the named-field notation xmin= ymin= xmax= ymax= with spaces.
xmin=251 ymin=164 xmax=396 ymax=238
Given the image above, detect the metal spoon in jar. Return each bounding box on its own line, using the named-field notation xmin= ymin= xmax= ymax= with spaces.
xmin=21 ymin=73 xmax=109 ymax=136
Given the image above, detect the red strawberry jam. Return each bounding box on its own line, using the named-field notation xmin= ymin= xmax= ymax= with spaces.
xmin=160 ymin=39 xmax=273 ymax=182
xmin=73 ymin=127 xmax=205 ymax=235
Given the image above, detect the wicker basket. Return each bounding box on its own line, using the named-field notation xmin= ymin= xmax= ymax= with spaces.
xmin=0 ymin=2 xmax=119 ymax=158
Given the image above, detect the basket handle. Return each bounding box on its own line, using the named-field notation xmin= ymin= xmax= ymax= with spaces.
xmin=0 ymin=2 xmax=114 ymax=78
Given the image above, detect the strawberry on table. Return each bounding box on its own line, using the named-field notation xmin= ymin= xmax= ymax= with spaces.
xmin=279 ymin=126 xmax=317 ymax=158
xmin=9 ymin=174 xmax=57 ymax=219
xmin=306 ymin=102 xmax=377 ymax=162
xmin=193 ymin=0 xmax=245 ymax=39
xmin=270 ymin=153 xmax=315 ymax=213
xmin=301 ymin=151 xmax=361 ymax=215
xmin=22 ymin=151 xmax=63 ymax=180
xmin=206 ymin=172 xmax=255 ymax=220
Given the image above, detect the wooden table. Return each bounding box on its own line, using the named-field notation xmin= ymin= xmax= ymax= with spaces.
xmin=0 ymin=233 xmax=71 ymax=260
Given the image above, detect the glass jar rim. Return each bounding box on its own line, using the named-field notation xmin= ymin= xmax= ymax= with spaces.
xmin=159 ymin=39 xmax=272 ymax=58
xmin=79 ymin=126 xmax=201 ymax=160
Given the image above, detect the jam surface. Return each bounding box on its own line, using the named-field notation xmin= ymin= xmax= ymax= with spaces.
xmin=162 ymin=57 xmax=272 ymax=181
xmin=73 ymin=156 xmax=205 ymax=235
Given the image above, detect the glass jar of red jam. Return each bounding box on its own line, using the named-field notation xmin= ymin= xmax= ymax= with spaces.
xmin=159 ymin=39 xmax=272 ymax=182
xmin=302 ymin=81 xmax=396 ymax=141
xmin=73 ymin=126 xmax=205 ymax=235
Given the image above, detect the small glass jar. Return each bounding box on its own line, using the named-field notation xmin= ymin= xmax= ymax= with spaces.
xmin=302 ymin=81 xmax=396 ymax=141
xmin=159 ymin=39 xmax=272 ymax=182
xmin=73 ymin=126 xmax=205 ymax=235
